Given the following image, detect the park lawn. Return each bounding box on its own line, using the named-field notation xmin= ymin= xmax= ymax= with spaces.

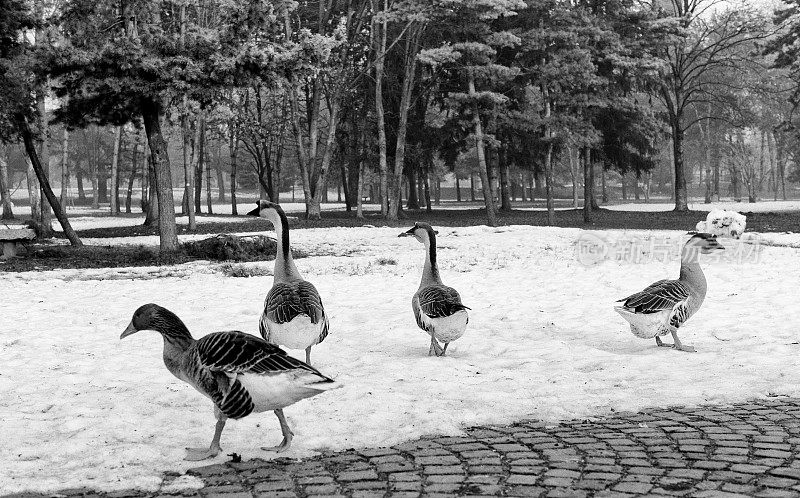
xmin=2 ymin=222 xmax=800 ymax=493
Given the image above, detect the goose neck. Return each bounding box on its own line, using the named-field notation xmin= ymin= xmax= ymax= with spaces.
xmin=269 ymin=209 xmax=301 ymax=281
xmin=421 ymin=235 xmax=442 ymax=286
xmin=679 ymin=248 xmax=706 ymax=290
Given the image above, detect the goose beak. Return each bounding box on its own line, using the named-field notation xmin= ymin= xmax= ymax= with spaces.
xmin=399 ymin=227 xmax=416 ymax=237
xmin=120 ymin=321 xmax=138 ymax=339
xmin=247 ymin=206 xmax=261 ymax=217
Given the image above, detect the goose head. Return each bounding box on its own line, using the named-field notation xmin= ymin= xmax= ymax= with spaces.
xmin=399 ymin=222 xmax=438 ymax=244
xmin=247 ymin=200 xmax=284 ymax=225
xmin=121 ymin=303 xmax=189 ymax=339
xmin=685 ymin=232 xmax=725 ymax=255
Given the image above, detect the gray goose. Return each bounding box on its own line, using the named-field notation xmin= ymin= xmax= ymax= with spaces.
xmin=120 ymin=304 xmax=337 ymax=460
xmin=615 ymin=233 xmax=724 ymax=352
xmin=400 ymin=222 xmax=470 ymax=356
xmin=248 ymin=201 xmax=329 ymax=365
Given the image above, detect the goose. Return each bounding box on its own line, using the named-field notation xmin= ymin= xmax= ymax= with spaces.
xmin=247 ymin=200 xmax=329 ymax=365
xmin=120 ymin=303 xmax=338 ymax=461
xmin=614 ymin=233 xmax=724 ymax=352
xmin=400 ymin=222 xmax=470 ymax=356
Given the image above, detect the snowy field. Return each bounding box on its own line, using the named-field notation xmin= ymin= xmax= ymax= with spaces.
xmin=608 ymin=199 xmax=800 ymax=213
xmin=3 ymin=222 xmax=800 ymax=493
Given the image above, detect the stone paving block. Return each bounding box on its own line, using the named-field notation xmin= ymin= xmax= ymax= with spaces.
xmin=612 ymin=481 xmax=653 ymax=494
xmin=336 ymin=469 xmax=379 ymax=481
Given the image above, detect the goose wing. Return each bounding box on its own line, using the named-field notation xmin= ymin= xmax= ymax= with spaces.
xmin=617 ymin=279 xmax=690 ymax=314
xmin=188 ymin=331 xmax=331 ymax=419
xmin=261 ymin=281 xmax=328 ymax=342
xmin=414 ymin=285 xmax=470 ymax=330
xmin=196 ymin=331 xmax=329 ymax=378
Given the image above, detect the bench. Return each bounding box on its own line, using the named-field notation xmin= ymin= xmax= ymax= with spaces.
xmin=0 ymin=226 xmax=35 ymax=259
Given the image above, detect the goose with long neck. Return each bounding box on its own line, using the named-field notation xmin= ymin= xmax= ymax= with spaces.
xmin=248 ymin=200 xmax=329 ymax=365
xmin=120 ymin=304 xmax=338 ymax=460
xmin=615 ymin=233 xmax=724 ymax=352
xmin=400 ymin=223 xmax=470 ymax=356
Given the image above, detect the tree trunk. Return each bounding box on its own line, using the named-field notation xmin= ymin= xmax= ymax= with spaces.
xmin=215 ymin=149 xmax=226 ymax=203
xmin=470 ymin=174 xmax=476 ymax=201
xmin=568 ymin=147 xmax=578 ymax=208
xmin=110 ymin=126 xmax=122 ymax=214
xmin=26 ymin=158 xmax=43 ymax=228
xmin=36 ymin=78 xmax=52 ymax=236
xmin=406 ymin=167 xmax=419 ymax=210
xmin=373 ymin=4 xmax=389 ymax=218
xmin=468 ymin=72 xmax=497 ymax=227
xmin=90 ymin=155 xmax=99 ymax=209
xmin=126 ymin=136 xmax=138 ymax=213
xmin=356 ymin=160 xmax=365 ymax=220
xmin=144 ymin=154 xmax=158 ymax=226
xmin=601 ymin=167 xmax=608 ymax=203
xmin=498 ymin=147 xmax=511 ymax=211
xmin=672 ymin=121 xmax=688 ymax=211
xmin=424 ymin=165 xmax=432 ymax=213
xmin=194 ymin=116 xmax=205 ymax=214
xmin=142 ymin=101 xmax=179 ymax=253
xmin=60 ymin=128 xmax=69 ymax=209
xmin=182 ymin=110 xmax=197 ymax=228
xmin=388 ymin=32 xmax=419 ymax=220
xmin=19 ymin=118 xmax=82 ymax=246
xmin=76 ymin=163 xmax=86 ymax=202
xmin=544 ymin=142 xmax=555 ymax=226
xmin=206 ymin=141 xmax=213 ymax=214
xmin=229 ymin=121 xmax=239 ymax=214
xmin=583 ymin=147 xmax=594 ymax=222
xmin=0 ymin=151 xmax=15 ymax=219
xmin=455 ymin=176 xmax=461 ymax=202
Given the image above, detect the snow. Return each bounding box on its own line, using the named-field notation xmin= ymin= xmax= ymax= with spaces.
xmin=695 ymin=210 xmax=747 ymax=239
xmin=3 ymin=224 xmax=800 ymax=493
xmin=608 ymin=199 xmax=800 ymax=213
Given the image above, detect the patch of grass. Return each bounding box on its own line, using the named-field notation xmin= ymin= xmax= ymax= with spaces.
xmin=1 ymin=234 xmax=307 ymax=272
xmin=375 ymin=257 xmax=397 ymax=266
xmin=216 ymin=263 xmax=272 ymax=278
xmin=183 ymin=234 xmax=279 ymax=261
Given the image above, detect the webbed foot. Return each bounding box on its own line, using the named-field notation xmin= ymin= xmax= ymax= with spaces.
xmin=184 ymin=445 xmax=221 ymax=461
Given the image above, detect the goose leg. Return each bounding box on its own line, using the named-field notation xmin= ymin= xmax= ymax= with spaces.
xmin=655 ymin=336 xmax=672 ymax=348
xmin=439 ymin=342 xmax=449 ymax=356
xmin=670 ymin=330 xmax=696 ymax=353
xmin=305 ymin=346 xmax=312 ymax=365
xmin=185 ymin=417 xmax=226 ymax=461
xmin=428 ymin=336 xmax=443 ymax=356
xmin=262 ymin=409 xmax=293 ymax=453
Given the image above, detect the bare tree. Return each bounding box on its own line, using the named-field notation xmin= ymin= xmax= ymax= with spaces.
xmin=656 ymin=0 xmax=769 ymax=210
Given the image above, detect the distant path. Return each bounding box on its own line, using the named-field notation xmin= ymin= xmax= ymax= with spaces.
xmin=11 ymin=396 xmax=800 ymax=497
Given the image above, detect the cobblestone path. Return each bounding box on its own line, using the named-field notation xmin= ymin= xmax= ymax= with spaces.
xmin=10 ymin=397 xmax=800 ymax=498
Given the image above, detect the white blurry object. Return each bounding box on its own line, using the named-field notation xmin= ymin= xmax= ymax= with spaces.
xmin=695 ymin=210 xmax=746 ymax=239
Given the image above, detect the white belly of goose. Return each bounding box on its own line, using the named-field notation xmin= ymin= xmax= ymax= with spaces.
xmin=263 ymin=315 xmax=323 ymax=350
xmin=237 ymin=371 xmax=334 ymax=413
xmin=614 ymin=307 xmax=673 ymax=339
xmin=419 ymin=309 xmax=469 ymax=343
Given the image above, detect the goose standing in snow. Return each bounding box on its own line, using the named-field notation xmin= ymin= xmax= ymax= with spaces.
xmin=400 ymin=223 xmax=470 ymax=356
xmin=248 ymin=200 xmax=329 ymax=365
xmin=615 ymin=233 xmax=724 ymax=352
xmin=120 ymin=304 xmax=338 ymax=460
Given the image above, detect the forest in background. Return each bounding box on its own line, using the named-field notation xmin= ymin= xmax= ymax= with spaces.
xmin=3 ymin=0 xmax=800 ymax=253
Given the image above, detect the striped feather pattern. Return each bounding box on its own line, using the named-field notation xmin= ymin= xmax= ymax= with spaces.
xmin=186 ymin=331 xmax=332 ymax=419
xmin=617 ymin=279 xmax=690 ymax=314
xmin=196 ymin=331 xmax=329 ymax=378
xmin=414 ymin=285 xmax=470 ymax=333
xmin=260 ymin=281 xmax=329 ymax=345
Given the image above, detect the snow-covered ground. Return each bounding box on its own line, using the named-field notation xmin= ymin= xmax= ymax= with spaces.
xmin=3 ymin=224 xmax=800 ymax=493
xmin=608 ymin=199 xmax=800 ymax=213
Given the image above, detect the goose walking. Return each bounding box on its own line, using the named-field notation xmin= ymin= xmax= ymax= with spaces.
xmin=248 ymin=201 xmax=329 ymax=365
xmin=120 ymin=304 xmax=338 ymax=460
xmin=615 ymin=233 xmax=724 ymax=352
xmin=400 ymin=222 xmax=470 ymax=356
